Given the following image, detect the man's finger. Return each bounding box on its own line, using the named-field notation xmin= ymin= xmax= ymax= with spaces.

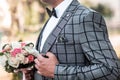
xmin=35 ymin=64 xmax=41 ymax=70
xmin=46 ymin=52 xmax=55 ymax=57
xmin=37 ymin=71 xmax=41 ymax=75
xmin=37 ymin=54 xmax=45 ymax=61
xmin=34 ymin=59 xmax=41 ymax=66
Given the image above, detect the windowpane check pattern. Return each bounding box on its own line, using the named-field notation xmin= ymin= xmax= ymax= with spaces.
xmin=35 ymin=0 xmax=120 ymax=80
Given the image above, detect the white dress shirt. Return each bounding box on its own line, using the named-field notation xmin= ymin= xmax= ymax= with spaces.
xmin=40 ymin=0 xmax=73 ymax=51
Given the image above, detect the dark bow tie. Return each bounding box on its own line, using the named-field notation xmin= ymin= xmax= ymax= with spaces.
xmin=46 ymin=8 xmax=58 ymax=18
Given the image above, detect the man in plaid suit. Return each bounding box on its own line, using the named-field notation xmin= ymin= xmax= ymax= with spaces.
xmin=32 ymin=0 xmax=120 ymax=80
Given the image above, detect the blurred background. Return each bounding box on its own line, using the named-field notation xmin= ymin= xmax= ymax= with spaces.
xmin=0 ymin=0 xmax=120 ymax=80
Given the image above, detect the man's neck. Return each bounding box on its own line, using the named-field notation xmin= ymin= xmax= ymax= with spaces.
xmin=51 ymin=0 xmax=64 ymax=8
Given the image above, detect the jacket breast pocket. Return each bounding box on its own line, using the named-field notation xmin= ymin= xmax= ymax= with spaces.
xmin=55 ymin=40 xmax=75 ymax=45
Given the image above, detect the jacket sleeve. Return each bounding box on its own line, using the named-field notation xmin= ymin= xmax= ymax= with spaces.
xmin=54 ymin=12 xmax=120 ymax=80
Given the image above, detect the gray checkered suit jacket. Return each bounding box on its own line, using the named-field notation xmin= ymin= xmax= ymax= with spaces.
xmin=35 ymin=0 xmax=120 ymax=80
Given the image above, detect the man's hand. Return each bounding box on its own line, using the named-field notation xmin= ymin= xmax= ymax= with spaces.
xmin=34 ymin=52 xmax=59 ymax=78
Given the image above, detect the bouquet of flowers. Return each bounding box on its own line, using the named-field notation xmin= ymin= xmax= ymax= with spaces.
xmin=0 ymin=42 xmax=39 ymax=73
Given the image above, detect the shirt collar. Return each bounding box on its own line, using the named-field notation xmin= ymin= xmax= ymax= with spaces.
xmin=54 ymin=0 xmax=73 ymax=18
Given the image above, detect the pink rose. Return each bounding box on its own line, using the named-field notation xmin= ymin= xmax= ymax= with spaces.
xmin=27 ymin=55 xmax=34 ymax=62
xmin=21 ymin=42 xmax=26 ymax=47
xmin=1 ymin=50 xmax=6 ymax=53
xmin=11 ymin=48 xmax=22 ymax=57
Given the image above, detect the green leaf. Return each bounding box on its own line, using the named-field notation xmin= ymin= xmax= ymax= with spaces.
xmin=0 ymin=52 xmax=4 ymax=56
xmin=5 ymin=61 xmax=14 ymax=73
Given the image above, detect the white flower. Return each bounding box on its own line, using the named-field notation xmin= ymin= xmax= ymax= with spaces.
xmin=11 ymin=42 xmax=21 ymax=49
xmin=23 ymin=58 xmax=29 ymax=64
xmin=24 ymin=46 xmax=39 ymax=57
xmin=16 ymin=53 xmax=25 ymax=64
xmin=8 ymin=57 xmax=20 ymax=68
xmin=0 ymin=55 xmax=7 ymax=67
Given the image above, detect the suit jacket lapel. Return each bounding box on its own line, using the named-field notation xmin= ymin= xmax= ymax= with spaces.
xmin=35 ymin=19 xmax=50 ymax=52
xmin=41 ymin=0 xmax=80 ymax=53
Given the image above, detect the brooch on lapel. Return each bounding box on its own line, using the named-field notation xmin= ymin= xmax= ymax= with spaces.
xmin=64 ymin=13 xmax=72 ymax=21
